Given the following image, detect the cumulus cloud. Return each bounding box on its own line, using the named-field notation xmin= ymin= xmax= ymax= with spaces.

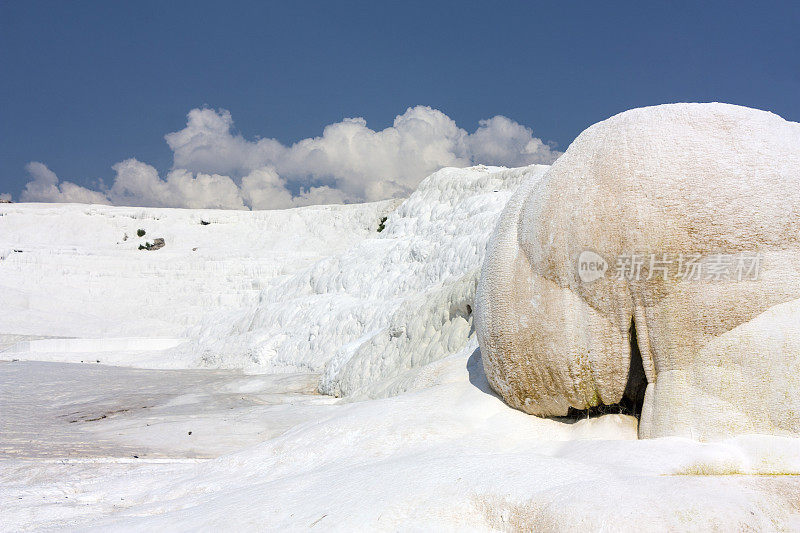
xmin=21 ymin=162 xmax=111 ymax=205
xmin=275 ymin=107 xmax=468 ymax=200
xmin=20 ymin=106 xmax=560 ymax=209
xmin=239 ymin=167 xmax=293 ymax=210
xmin=108 ymin=159 xmax=246 ymax=209
xmin=165 ymin=108 xmax=283 ymax=178
xmin=466 ymin=116 xmax=558 ymax=167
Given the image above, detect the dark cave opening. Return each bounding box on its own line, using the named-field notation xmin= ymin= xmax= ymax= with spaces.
xmin=565 ymin=317 xmax=647 ymax=419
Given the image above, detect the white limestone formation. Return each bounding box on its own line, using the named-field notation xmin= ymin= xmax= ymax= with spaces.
xmin=476 ymin=103 xmax=800 ymax=440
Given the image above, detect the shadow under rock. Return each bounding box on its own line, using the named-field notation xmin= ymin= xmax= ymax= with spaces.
xmin=466 ymin=347 xmax=500 ymax=398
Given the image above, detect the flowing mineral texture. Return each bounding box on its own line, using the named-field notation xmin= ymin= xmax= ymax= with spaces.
xmin=475 ymin=103 xmax=800 ymax=440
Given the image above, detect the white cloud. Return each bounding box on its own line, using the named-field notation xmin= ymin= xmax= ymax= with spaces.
xmin=165 ymin=108 xmax=283 ymax=178
xmin=239 ymin=167 xmax=293 ymax=210
xmin=108 ymin=159 xmax=246 ymax=210
xmin=21 ymin=162 xmax=111 ymax=205
xmin=292 ymin=186 xmax=349 ymax=207
xmin=275 ymin=107 xmax=470 ymax=201
xmin=0 ymin=193 xmax=12 ymax=202
xmin=466 ymin=115 xmax=558 ymax=167
xmin=239 ymin=167 xmax=350 ymax=209
xmin=20 ymin=106 xmax=560 ymax=210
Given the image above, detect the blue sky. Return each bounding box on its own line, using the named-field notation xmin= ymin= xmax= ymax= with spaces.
xmin=1 ymin=1 xmax=798 ymax=206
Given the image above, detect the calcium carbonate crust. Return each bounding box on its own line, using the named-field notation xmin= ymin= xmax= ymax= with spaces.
xmin=476 ymin=103 xmax=800 ymax=440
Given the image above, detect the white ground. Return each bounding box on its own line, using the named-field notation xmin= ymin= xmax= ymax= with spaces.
xmin=1 ymin=165 xmax=799 ymax=531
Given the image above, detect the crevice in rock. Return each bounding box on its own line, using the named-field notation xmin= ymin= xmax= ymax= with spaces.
xmin=622 ymin=317 xmax=647 ymax=416
xmin=564 ymin=317 xmax=647 ymax=420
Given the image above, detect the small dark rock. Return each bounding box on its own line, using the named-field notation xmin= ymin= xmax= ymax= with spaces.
xmin=139 ymin=238 xmax=165 ymax=251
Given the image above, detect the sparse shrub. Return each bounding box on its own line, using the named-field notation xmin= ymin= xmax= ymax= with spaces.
xmin=377 ymin=216 xmax=387 ymax=232
xmin=138 ymin=238 xmax=165 ymax=251
xmin=137 ymin=228 xmax=146 ymax=237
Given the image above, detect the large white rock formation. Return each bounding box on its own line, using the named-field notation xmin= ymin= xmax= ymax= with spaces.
xmin=475 ymin=103 xmax=800 ymax=440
